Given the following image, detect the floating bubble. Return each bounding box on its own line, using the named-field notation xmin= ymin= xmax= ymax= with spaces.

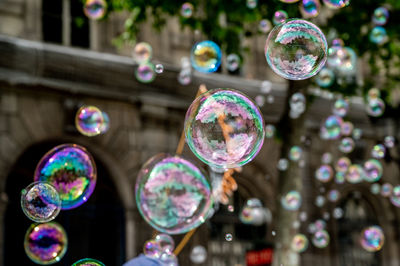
xmin=247 ymin=0 xmax=257 ymax=9
xmin=341 ymin=121 xmax=353 ymax=136
xmin=290 ymin=93 xmax=306 ymax=115
xmin=21 ymin=182 xmax=61 ymax=223
xmin=278 ymin=158 xmax=289 ymax=171
xmin=316 ymin=68 xmax=335 ymax=88
xmin=160 ymin=252 xmax=178 ymax=266
xmin=360 ymin=226 xmax=384 ymax=252
xmin=371 ymin=144 xmax=386 ymax=159
xmin=24 ymin=222 xmax=68 ymax=265
xmin=281 ymin=190 xmax=302 ymax=211
xmin=289 ymin=146 xmax=302 ymax=161
xmin=322 ymin=0 xmax=349 ymax=9
xmin=335 ymin=157 xmax=351 ymax=172
xmin=333 ymin=207 xmax=343 ymax=219
xmin=372 ymin=7 xmax=389 ymax=26
xmin=135 ymin=62 xmax=156 ymax=83
xmin=178 ymin=69 xmax=192 ymax=85
xmin=133 ymin=42 xmax=152 ymax=63
xmin=384 ymin=136 xmax=395 ymax=148
xmin=190 ymin=245 xmax=207 ymax=264
xmin=315 ymin=165 xmax=333 ymax=183
xmin=260 ymin=80 xmax=272 ymax=94
xmin=291 ymin=234 xmax=309 ymax=253
xmin=155 ymin=234 xmax=175 ymax=254
xmin=34 ymin=144 xmax=97 ymax=210
xmin=84 ymin=0 xmax=107 ymax=20
xmin=265 ymin=124 xmax=276 ymax=138
xmin=135 ymin=154 xmax=212 ymax=234
xmin=364 ymin=159 xmax=383 ymax=182
xmin=327 ymin=189 xmax=340 ymax=202
xmin=321 ymin=152 xmax=332 ymax=164
xmin=370 ymin=183 xmax=381 ymax=195
xmin=333 ymin=99 xmax=349 ymax=117
xmin=323 ymin=115 xmax=343 ymax=139
xmin=346 ymin=164 xmax=365 ymax=184
xmin=335 ymin=47 xmax=357 ymax=75
xmin=300 ymin=0 xmax=320 ymax=18
xmin=381 ymin=183 xmax=392 ymax=197
xmin=143 ymin=240 xmax=162 ymax=259
xmin=191 ymin=41 xmax=222 ymax=73
xmin=267 ymin=95 xmax=275 ymax=103
xmin=259 ymin=19 xmax=272 ymax=33
xmin=181 ymin=2 xmax=194 ymax=18
xmin=72 ymin=258 xmax=105 ymax=266
xmin=315 ymin=219 xmax=327 ymax=230
xmin=240 ymin=198 xmax=267 ymax=225
xmin=332 ymin=38 xmax=344 ymax=47
xmin=265 ymin=19 xmax=327 ymax=80
xmin=339 ymin=137 xmax=355 ymax=153
xmin=75 ymin=106 xmax=109 ymax=137
xmin=226 ymin=54 xmax=240 ymax=72
xmin=315 ymin=195 xmax=325 ymax=207
xmin=369 ymin=26 xmax=388 ymax=45
xmin=390 ymin=185 xmax=400 ymax=207
xmin=323 ymin=212 xmax=330 ymax=220
xmin=225 ymin=233 xmax=233 ymax=241
xmin=367 ymin=88 xmax=381 ymax=100
xmin=366 ymin=98 xmax=385 ymax=117
xmin=255 ymin=95 xmax=265 ymax=107
xmin=308 ymin=223 xmax=318 ymax=234
xmin=273 ymin=10 xmax=289 ymax=25
xmin=299 ymin=211 xmax=308 ymax=221
xmin=312 ymin=230 xmax=330 ymax=248
xmin=227 ymin=205 xmax=234 ymax=212
xmin=335 ymin=171 xmax=345 ymax=184
xmin=155 ymin=64 xmax=164 ymax=74
xmin=353 ymin=128 xmax=362 ymax=140
xmin=184 ymin=89 xmax=265 ymax=169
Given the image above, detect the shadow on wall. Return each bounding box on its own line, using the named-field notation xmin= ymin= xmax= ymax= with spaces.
xmin=3 ymin=140 xmax=125 ymax=266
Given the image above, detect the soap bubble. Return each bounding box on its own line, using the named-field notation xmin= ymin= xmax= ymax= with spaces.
xmin=360 ymin=226 xmax=384 ymax=252
xmin=291 ymin=234 xmax=309 ymax=253
xmin=346 ymin=164 xmax=365 ymax=184
xmin=332 ymin=38 xmax=344 ymax=47
xmin=390 ymin=185 xmax=400 ymax=207
xmin=353 ymin=128 xmax=362 ymax=140
xmin=327 ymin=189 xmax=340 ymax=202
xmin=299 ymin=211 xmax=308 ymax=221
xmin=135 ymin=62 xmax=156 ymax=83
xmin=322 ymin=0 xmax=349 ymax=9
xmin=190 ymin=245 xmax=207 ymax=264
xmin=75 ymin=106 xmax=109 ymax=137
xmin=155 ymin=64 xmax=164 ymax=74
xmin=160 ymin=252 xmax=178 ymax=266
xmin=289 ymin=146 xmax=302 ymax=161
xmin=273 ymin=10 xmax=289 ymax=25
xmin=265 ymin=19 xmax=327 ymax=80
xmin=315 ymin=219 xmax=327 ymax=230
xmin=315 ymin=165 xmax=333 ymax=183
xmin=24 ymin=222 xmax=68 ymax=265
xmin=316 ymin=68 xmax=335 ymax=88
xmin=181 ymin=2 xmax=194 ymax=18
xmin=315 ymin=195 xmax=325 ymax=207
xmin=341 ymin=121 xmax=353 ymax=136
xmin=184 ymin=89 xmax=265 ymax=169
xmin=133 ymin=42 xmax=152 ymax=63
xmin=372 ymin=7 xmax=389 ymax=26
xmin=370 ymin=183 xmax=381 ymax=195
xmin=84 ymin=0 xmax=107 ymax=20
xmin=135 ymin=154 xmax=212 ymax=234
xmin=371 ymin=144 xmax=386 ymax=159
xmin=265 ymin=124 xmax=276 ymax=138
xmin=72 ymin=258 xmax=105 ymax=266
xmin=34 ymin=144 xmax=97 ymax=210
xmin=339 ymin=137 xmax=355 ymax=153
xmin=144 ymin=240 xmax=162 ymax=258
xmin=290 ymin=93 xmax=306 ymax=115
xmin=255 ymin=95 xmax=265 ymax=107
xmin=335 ymin=157 xmax=351 ymax=172
xmin=312 ymin=230 xmax=330 ymax=248
xmin=369 ymin=26 xmax=388 ymax=45
xmin=247 ymin=0 xmax=257 ymax=8
xmin=336 ymin=47 xmax=357 ymax=75
xmin=321 ymin=152 xmax=332 ymax=164
xmin=278 ymin=158 xmax=289 ymax=171
xmin=323 ymin=115 xmax=343 ymax=139
xmin=226 ymin=54 xmax=241 ymax=72
xmin=384 ymin=136 xmax=395 ymax=148
xmin=300 ymin=0 xmax=321 ymax=18
xmin=333 ymin=207 xmax=343 ymax=219
xmin=240 ymin=198 xmax=267 ymax=225
xmin=21 ymin=182 xmax=61 ymax=223
xmin=367 ymin=88 xmax=381 ymax=100
xmin=364 ymin=159 xmax=383 ymax=182
xmin=178 ymin=69 xmax=192 ymax=85
xmin=155 ymin=234 xmax=175 ymax=254
xmin=225 ymin=233 xmax=233 ymax=241
xmin=191 ymin=41 xmax=222 ymax=73
xmin=333 ymin=99 xmax=349 ymax=117
xmin=381 ymin=183 xmax=392 ymax=197
xmin=260 ymin=80 xmax=272 ymax=94
xmin=267 ymin=95 xmax=275 ymax=103
xmin=259 ymin=19 xmax=272 ymax=33
xmin=281 ymin=190 xmax=302 ymax=211
xmin=335 ymin=172 xmax=345 ymax=184
xmin=366 ymin=98 xmax=385 ymax=117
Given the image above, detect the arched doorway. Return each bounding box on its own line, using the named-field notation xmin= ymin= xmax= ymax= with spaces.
xmin=3 ymin=141 xmax=125 ymax=265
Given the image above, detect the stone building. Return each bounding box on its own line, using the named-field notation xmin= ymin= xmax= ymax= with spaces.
xmin=1 ymin=1 xmax=400 ymax=266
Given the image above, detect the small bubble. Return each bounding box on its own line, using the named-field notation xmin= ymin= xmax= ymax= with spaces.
xmin=225 ymin=233 xmax=233 ymax=241
xmin=155 ymin=64 xmax=164 ymax=74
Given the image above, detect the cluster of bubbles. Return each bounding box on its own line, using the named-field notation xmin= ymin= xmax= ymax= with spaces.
xmin=281 ymin=190 xmax=302 ymax=211
xmin=184 ymin=89 xmax=265 ymax=169
xmin=360 ymin=226 xmax=385 ymax=252
xmin=366 ymin=88 xmax=385 ymax=117
xmin=265 ymin=19 xmax=328 ymax=80
xmin=135 ymin=154 xmax=213 ymax=234
xmin=83 ymin=0 xmax=107 ymax=20
xmin=143 ymin=234 xmax=178 ymax=265
xmin=370 ymin=7 xmax=389 ymax=45
xmin=133 ymin=42 xmax=159 ymax=83
xmin=191 ymin=40 xmax=222 ymax=73
xmin=72 ymin=258 xmax=105 ymax=266
xmin=75 ymin=105 xmax=109 ymax=137
xmin=239 ymin=198 xmax=271 ymax=226
xmin=289 ymin=92 xmax=306 ymax=119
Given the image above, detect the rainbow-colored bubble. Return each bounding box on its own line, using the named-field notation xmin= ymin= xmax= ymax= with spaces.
xmin=364 ymin=159 xmax=383 ymax=182
xmin=133 ymin=42 xmax=152 ymax=63
xmin=155 ymin=234 xmax=175 ymax=254
xmin=191 ymin=41 xmax=222 ymax=73
xmin=327 ymin=189 xmax=340 ymax=202
xmin=322 ymin=0 xmax=349 ymax=9
xmin=281 ymin=190 xmax=302 ymax=211
xmin=339 ymin=137 xmax=355 ymax=153
xmin=184 ymin=89 xmax=265 ymax=169
xmin=265 ymin=19 xmax=327 ymax=80
xmin=21 ymin=182 xmax=61 ymax=223
xmin=372 ymin=7 xmax=389 ymax=26
xmin=315 ymin=165 xmax=333 ymax=183
xmin=135 ymin=154 xmax=212 ymax=234
xmin=135 ymin=62 xmax=156 ymax=83
xmin=360 ymin=226 xmax=384 ymax=252
xmin=333 ymin=99 xmax=348 ymax=117
xmin=181 ymin=3 xmax=194 ymax=18
xmin=83 ymin=0 xmax=107 ymax=20
xmin=143 ymin=240 xmax=162 ymax=259
xmin=371 ymin=144 xmax=386 ymax=159
xmin=259 ymin=19 xmax=272 ymax=33
xmin=273 ymin=10 xmax=289 ymax=25
xmin=322 ymin=115 xmax=343 ymax=139
xmin=291 ymin=234 xmax=309 ymax=253
xmin=390 ymin=185 xmax=400 ymax=207
xmin=346 ymin=164 xmax=364 ymax=184
xmin=226 ymin=54 xmax=241 ymax=72
xmin=335 ymin=157 xmax=351 ymax=172
xmin=24 ymin=222 xmax=68 ymax=265
xmin=341 ymin=121 xmax=353 ymax=136
xmin=34 ymin=144 xmax=97 ymax=210
xmin=300 ymin=0 xmax=320 ymax=18
xmin=381 ymin=183 xmax=392 ymax=197
xmin=289 ymin=146 xmax=302 ymax=161
xmin=75 ymin=106 xmax=109 ymax=137
xmin=72 ymin=258 xmax=105 ymax=266
xmin=366 ymin=98 xmax=385 ymax=117
xmin=312 ymin=230 xmax=330 ymax=248
xmin=316 ymin=68 xmax=335 ymax=88
xmin=369 ymin=26 xmax=388 ymax=45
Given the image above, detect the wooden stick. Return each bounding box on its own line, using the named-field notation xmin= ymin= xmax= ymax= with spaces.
xmin=173 ymin=228 xmax=197 ymax=256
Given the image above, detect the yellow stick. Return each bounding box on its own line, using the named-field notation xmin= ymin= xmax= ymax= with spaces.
xmin=173 ymin=228 xmax=197 ymax=256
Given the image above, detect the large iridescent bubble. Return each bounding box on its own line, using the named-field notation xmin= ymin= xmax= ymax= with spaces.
xmin=281 ymin=190 xmax=302 ymax=211
xmin=265 ymin=19 xmax=327 ymax=80
xmin=191 ymin=41 xmax=222 ymax=73
xmin=72 ymin=258 xmax=105 ymax=266
xmin=291 ymin=234 xmax=309 ymax=253
xmin=322 ymin=0 xmax=349 ymax=9
xmin=34 ymin=144 xmax=97 ymax=210
xmin=24 ymin=222 xmax=68 ymax=265
xmin=184 ymin=89 xmax=265 ymax=169
xmin=83 ymin=0 xmax=107 ymax=20
xmin=360 ymin=226 xmax=384 ymax=252
xmin=312 ymin=230 xmax=330 ymax=248
xmin=21 ymin=182 xmax=61 ymax=223
xmin=135 ymin=154 xmax=212 ymax=234
xmin=75 ymin=106 xmax=109 ymax=137
xmin=364 ymin=159 xmax=383 ymax=182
